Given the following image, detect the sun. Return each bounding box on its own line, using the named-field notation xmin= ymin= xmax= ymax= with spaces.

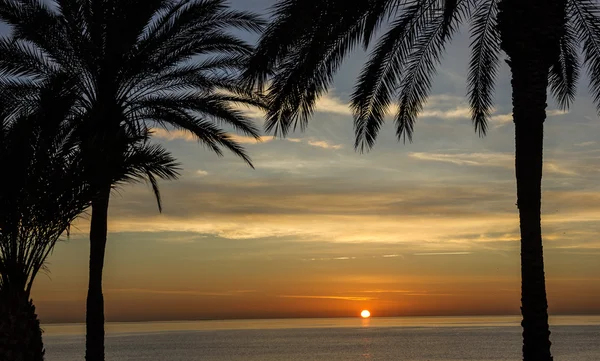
xmin=360 ymin=310 xmax=371 ymax=318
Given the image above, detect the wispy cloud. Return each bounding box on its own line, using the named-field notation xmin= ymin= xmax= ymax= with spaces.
xmin=490 ymin=109 xmax=569 ymax=127
xmin=575 ymin=141 xmax=596 ymax=147
xmin=420 ymin=107 xmax=471 ymax=119
xmin=196 ymin=170 xmax=209 ymax=177
xmin=278 ymin=295 xmax=376 ymax=301
xmin=151 ymin=128 xmax=273 ymax=145
xmin=315 ymin=94 xmax=352 ymax=115
xmin=151 ymin=127 xmax=342 ymax=151
xmin=413 ymin=252 xmax=473 ymax=256
xmin=282 ymin=137 xmax=343 ymax=150
xmin=229 ymin=134 xmax=274 ymax=144
xmin=490 ymin=113 xmax=513 ymax=124
xmin=547 ymin=109 xmax=569 ymax=116
xmin=151 ymin=128 xmax=196 ymax=141
xmin=409 ymin=151 xmax=576 ymax=175
xmin=409 ymin=152 xmax=513 ymax=167
xmin=307 ymin=140 xmax=343 ymax=150
xmin=106 ymin=288 xmax=256 ymax=297
xmin=303 ymin=256 xmax=356 ymax=261
xmin=358 ymin=289 xmax=455 ymax=296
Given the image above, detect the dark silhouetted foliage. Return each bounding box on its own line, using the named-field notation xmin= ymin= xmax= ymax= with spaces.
xmin=0 ymin=1 xmax=266 ymax=360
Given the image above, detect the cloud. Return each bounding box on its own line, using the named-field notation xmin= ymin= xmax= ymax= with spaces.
xmin=547 ymin=109 xmax=569 ymax=116
xmin=307 ymin=140 xmax=343 ymax=150
xmin=420 ymin=107 xmax=472 ymax=119
xmin=490 ymin=113 xmax=513 ymax=125
xmin=310 ymin=92 xmax=474 ymax=120
xmin=490 ymin=109 xmax=569 ymax=127
xmin=229 ymin=134 xmax=275 ymax=144
xmin=151 ymin=128 xmax=196 ymax=141
xmin=413 ymin=252 xmax=473 ymax=256
xmin=150 ymin=127 xmax=341 ymax=151
xmin=425 ymin=94 xmax=467 ymax=106
xmin=72 ymin=179 xmax=524 ymax=250
xmin=409 ymin=151 xmax=576 ymax=175
xmin=71 ymin=170 xmax=600 ymax=256
xmin=315 ymin=94 xmax=352 ymax=115
xmin=196 ymin=170 xmax=209 ymax=177
xmin=409 ymin=152 xmax=513 ymax=167
xmin=575 ymin=141 xmax=596 ymax=147
xmin=106 ymin=288 xmax=256 ymax=297
xmin=278 ymin=295 xmax=376 ymax=301
xmin=151 ymin=128 xmax=274 ymax=145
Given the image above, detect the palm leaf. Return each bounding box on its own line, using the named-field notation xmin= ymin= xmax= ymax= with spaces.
xmin=467 ymin=0 xmax=500 ymax=135
xmin=394 ymin=0 xmax=467 ymax=143
xmin=549 ymin=14 xmax=580 ymax=110
xmin=568 ymin=0 xmax=600 ymax=110
xmin=352 ymin=0 xmax=439 ymax=152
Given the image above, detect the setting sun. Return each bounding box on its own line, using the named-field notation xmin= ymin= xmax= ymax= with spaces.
xmin=360 ymin=310 xmax=371 ymax=318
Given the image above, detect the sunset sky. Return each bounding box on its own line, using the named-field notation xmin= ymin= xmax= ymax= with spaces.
xmin=26 ymin=0 xmax=600 ymax=323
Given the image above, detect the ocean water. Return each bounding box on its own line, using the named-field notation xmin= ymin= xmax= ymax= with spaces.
xmin=43 ymin=316 xmax=600 ymax=361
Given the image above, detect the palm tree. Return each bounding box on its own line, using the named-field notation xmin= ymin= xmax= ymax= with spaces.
xmin=0 ymin=1 xmax=266 ymax=360
xmin=0 ymin=75 xmax=92 ymax=361
xmin=243 ymin=0 xmax=600 ymax=360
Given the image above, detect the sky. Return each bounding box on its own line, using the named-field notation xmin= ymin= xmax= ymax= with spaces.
xmin=23 ymin=0 xmax=600 ymax=323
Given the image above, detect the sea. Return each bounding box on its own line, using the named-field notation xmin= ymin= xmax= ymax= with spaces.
xmin=43 ymin=316 xmax=600 ymax=361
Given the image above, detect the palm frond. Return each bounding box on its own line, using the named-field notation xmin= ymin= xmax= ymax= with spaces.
xmin=263 ymin=0 xmax=400 ymax=137
xmin=0 ymin=75 xmax=92 ymax=294
xmin=568 ymin=0 xmax=600 ymax=109
xmin=134 ymin=93 xmax=261 ymax=138
xmin=442 ymin=0 xmax=460 ymax=40
xmin=467 ymin=0 xmax=500 ymax=135
xmin=549 ymin=13 xmax=580 ymax=110
xmin=0 ymin=37 xmax=57 ymax=78
xmin=118 ymin=141 xmax=180 ymax=213
xmin=145 ymin=108 xmax=254 ymax=168
xmin=352 ymin=0 xmax=439 ymax=152
xmin=0 ymin=0 xmax=77 ymax=72
xmin=127 ymin=0 xmax=263 ymax=78
xmin=394 ymin=0 xmax=466 ymax=143
xmin=241 ymin=0 xmax=325 ymax=91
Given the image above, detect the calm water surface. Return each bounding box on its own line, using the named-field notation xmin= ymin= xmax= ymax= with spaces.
xmin=43 ymin=316 xmax=600 ymax=361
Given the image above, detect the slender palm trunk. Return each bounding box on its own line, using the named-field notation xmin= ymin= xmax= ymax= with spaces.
xmin=0 ymin=290 xmax=45 ymax=361
xmin=498 ymin=1 xmax=566 ymax=360
xmin=510 ymin=61 xmax=553 ymax=361
xmin=86 ymin=185 xmax=110 ymax=361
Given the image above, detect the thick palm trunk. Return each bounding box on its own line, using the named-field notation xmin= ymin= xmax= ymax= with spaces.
xmin=86 ymin=185 xmax=110 ymax=361
xmin=0 ymin=290 xmax=45 ymax=361
xmin=498 ymin=0 xmax=566 ymax=360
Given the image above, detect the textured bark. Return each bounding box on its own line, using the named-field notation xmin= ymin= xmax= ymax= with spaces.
xmin=0 ymin=291 xmax=45 ymax=361
xmin=85 ymin=185 xmax=110 ymax=361
xmin=498 ymin=0 xmax=566 ymax=360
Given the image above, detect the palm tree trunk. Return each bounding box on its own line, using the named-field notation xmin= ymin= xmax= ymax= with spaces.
xmin=509 ymin=58 xmax=553 ymax=361
xmin=498 ymin=1 xmax=566 ymax=359
xmin=86 ymin=184 xmax=110 ymax=361
xmin=0 ymin=290 xmax=45 ymax=361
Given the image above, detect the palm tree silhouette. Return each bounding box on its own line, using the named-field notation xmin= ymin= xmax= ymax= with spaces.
xmin=0 ymin=74 xmax=93 ymax=361
xmin=244 ymin=1 xmax=600 ymax=360
xmin=0 ymin=1 xmax=266 ymax=360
